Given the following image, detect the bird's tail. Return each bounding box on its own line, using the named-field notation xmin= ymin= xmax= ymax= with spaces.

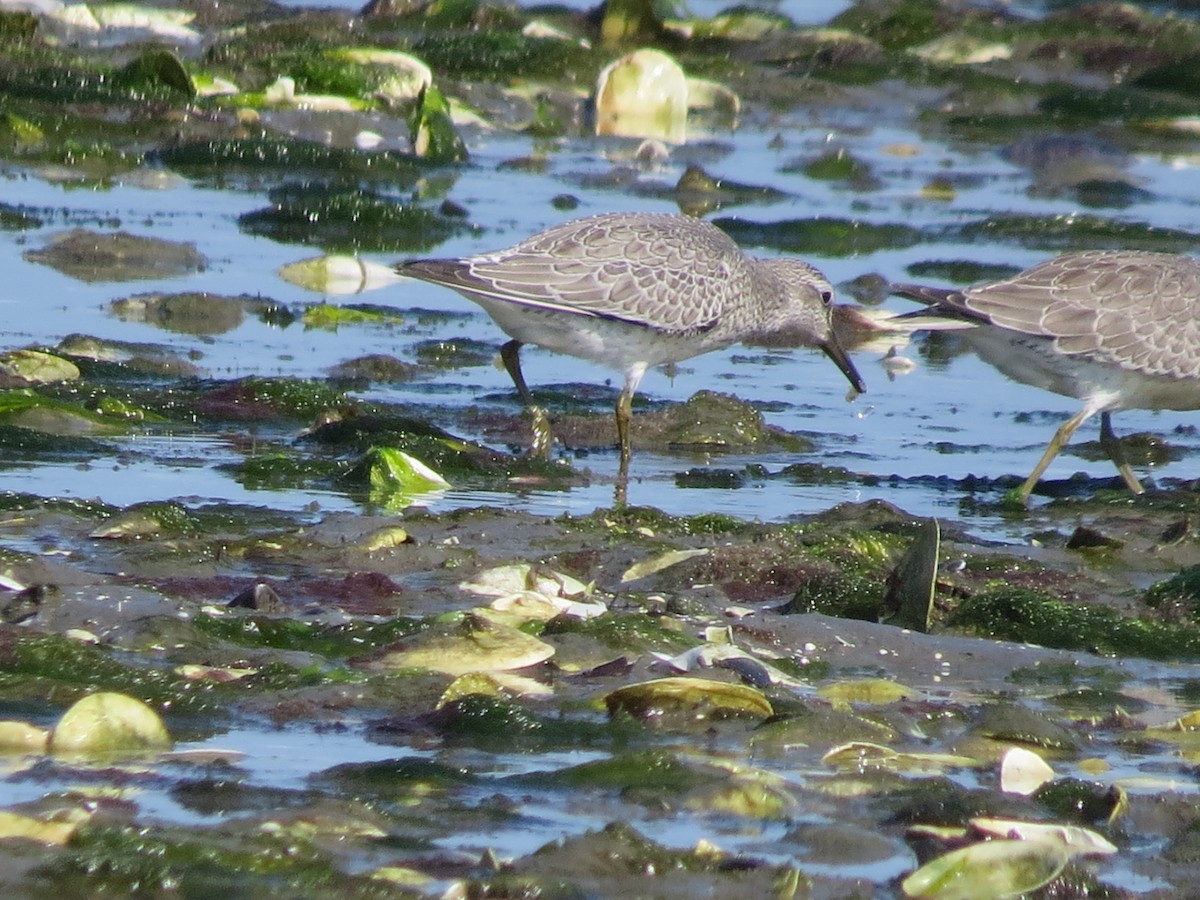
xmin=887 ymin=282 xmax=982 ymax=326
xmin=888 ymin=283 xmax=961 ymax=307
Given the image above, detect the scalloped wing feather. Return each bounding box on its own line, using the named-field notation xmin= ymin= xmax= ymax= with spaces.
xmin=962 ymin=250 xmax=1200 ymax=379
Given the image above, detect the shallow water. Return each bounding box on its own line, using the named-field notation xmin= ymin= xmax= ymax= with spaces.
xmin=7 ymin=123 xmax=1200 ymax=541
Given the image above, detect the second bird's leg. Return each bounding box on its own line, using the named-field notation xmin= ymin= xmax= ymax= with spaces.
xmin=613 ymin=390 xmax=634 ymax=507
xmin=500 ymin=339 xmax=552 ymax=458
xmin=1018 ymin=407 xmax=1091 ymax=505
xmin=1098 ymin=411 xmax=1145 ymax=495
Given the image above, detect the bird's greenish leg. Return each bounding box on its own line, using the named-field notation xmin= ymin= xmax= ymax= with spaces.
xmin=614 ymin=389 xmax=634 ymax=507
xmin=500 ymin=340 xmax=533 ymax=406
xmin=1099 ymin=411 xmax=1145 ymax=495
xmin=500 ymin=339 xmax=553 ymax=459
xmin=1018 ymin=407 xmax=1090 ymax=505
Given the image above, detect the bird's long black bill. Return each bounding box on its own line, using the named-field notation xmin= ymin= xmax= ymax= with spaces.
xmin=823 ymin=341 xmax=866 ymax=394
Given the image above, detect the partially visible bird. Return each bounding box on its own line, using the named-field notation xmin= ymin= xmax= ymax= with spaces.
xmin=892 ymin=249 xmax=1200 ymax=504
xmin=398 ymin=212 xmax=865 ymax=482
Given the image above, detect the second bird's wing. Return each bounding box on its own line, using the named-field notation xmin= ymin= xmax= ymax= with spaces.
xmin=961 ymin=250 xmax=1200 ymax=379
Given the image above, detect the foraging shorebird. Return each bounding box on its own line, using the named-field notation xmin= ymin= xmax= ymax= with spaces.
xmin=892 ymin=249 xmax=1200 ymax=504
xmin=399 ymin=212 xmax=865 ymax=489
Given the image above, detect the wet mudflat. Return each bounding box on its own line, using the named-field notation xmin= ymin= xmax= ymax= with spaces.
xmin=7 ymin=0 xmax=1200 ymax=896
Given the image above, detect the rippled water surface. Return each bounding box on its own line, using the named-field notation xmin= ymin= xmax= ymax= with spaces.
xmin=7 ymin=117 xmax=1200 ymax=537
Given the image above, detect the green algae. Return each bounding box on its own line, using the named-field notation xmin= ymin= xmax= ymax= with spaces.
xmin=598 ymin=0 xmax=664 ymax=44
xmin=605 ymin=676 xmax=774 ymax=722
xmin=675 ymin=467 xmax=747 ymax=489
xmin=0 ymin=388 xmax=134 ymax=436
xmin=800 ymin=149 xmax=875 ymax=185
xmin=411 ymin=0 xmax=523 ymax=28
xmin=263 ymin=51 xmax=410 ymax=103
xmin=779 ymin=462 xmax=860 ymax=484
xmin=301 ymin=412 xmax=572 ymax=486
xmin=715 ymin=216 xmax=922 ymax=257
xmin=162 ymin=503 xmax=303 ymax=537
xmin=685 ymin=9 xmax=792 ymax=41
xmin=1046 ymin=685 xmax=1148 ymax=716
xmin=408 ymin=83 xmax=467 ymax=163
xmin=192 ymin=614 xmax=423 ymax=658
xmin=763 ymin=32 xmax=890 ymax=86
xmin=949 ymin=586 xmax=1200 ymax=660
xmin=832 ymin=0 xmax=945 ymax=51
xmin=904 ymin=259 xmax=1024 ymax=284
xmin=314 ymin=757 xmax=474 ymax=794
xmin=87 ymin=395 xmax=152 ymax=421
xmin=805 ymin=526 xmax=905 ymax=574
xmin=1163 ymin=820 xmax=1200 ymax=865
xmin=36 ymin=386 xmax=166 ymax=431
xmin=302 ymin=304 xmax=407 ymax=330
xmin=0 ymin=9 xmax=36 ymax=39
xmin=1132 ymin=55 xmax=1200 ymax=97
xmin=229 ymin=453 xmax=344 ymax=492
xmin=203 ymin=18 xmax=367 ymax=69
xmin=1037 ymin=85 xmax=1200 ymax=124
xmin=203 ymin=377 xmax=353 ymax=421
xmin=752 ymin=703 xmax=898 ymax=756
xmin=423 ymin=693 xmax=631 ymax=752
xmin=540 ymin=610 xmax=697 ymax=654
xmin=0 ymin=631 xmax=218 ymax=717
xmin=973 ymin=702 xmax=1078 ymax=750
xmin=33 ymin=823 xmax=401 ymax=899
xmin=534 ymin=749 xmax=712 ymax=792
xmin=343 ymin=446 xmax=450 ymax=509
xmin=424 ymin=694 xmax=546 ymax=742
xmin=651 ymin=390 xmax=800 ymax=452
xmin=781 ymin=570 xmax=886 ymax=621
xmin=0 ymin=491 xmax=112 ymax=519
xmin=1144 ymin=565 xmax=1200 ymax=614
xmin=328 ymin=354 xmax=421 ymax=384
xmin=882 ymin=777 xmax=992 ymax=828
xmin=152 ymin=140 xmax=425 ymax=183
xmin=0 ymin=422 xmax=110 ymax=458
xmin=92 ymin=500 xmax=198 ymax=538
xmin=413 ymin=30 xmax=595 ymax=81
xmin=566 ymin=505 xmax=755 ymax=538
xmin=239 ymin=185 xmax=465 ymax=253
xmin=511 ymin=822 xmax=806 ymax=898
xmin=243 ymin=659 xmax=342 ymax=691
xmin=113 ymin=49 xmax=196 ymax=99
xmin=410 ymin=337 xmax=495 ymax=369
xmin=948 ymin=214 xmax=1200 ymax=252
xmin=0 ymin=54 xmax=188 ymax=107
xmin=1032 ymin=778 xmax=1120 ymax=824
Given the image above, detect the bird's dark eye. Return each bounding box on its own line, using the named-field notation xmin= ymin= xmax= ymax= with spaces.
xmin=821 ymin=290 xmax=833 ymax=305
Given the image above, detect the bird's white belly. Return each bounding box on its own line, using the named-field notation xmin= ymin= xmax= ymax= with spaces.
xmin=967 ymin=328 xmax=1200 ymax=413
xmin=477 ymin=299 xmax=728 ymax=370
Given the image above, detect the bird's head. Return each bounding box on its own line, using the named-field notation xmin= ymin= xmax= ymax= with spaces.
xmin=751 ymin=258 xmax=866 ymax=394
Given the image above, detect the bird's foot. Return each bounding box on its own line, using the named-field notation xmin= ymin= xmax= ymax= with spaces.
xmin=528 ymin=405 xmax=553 ymax=458
xmin=1003 ymin=484 xmax=1033 ymax=511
